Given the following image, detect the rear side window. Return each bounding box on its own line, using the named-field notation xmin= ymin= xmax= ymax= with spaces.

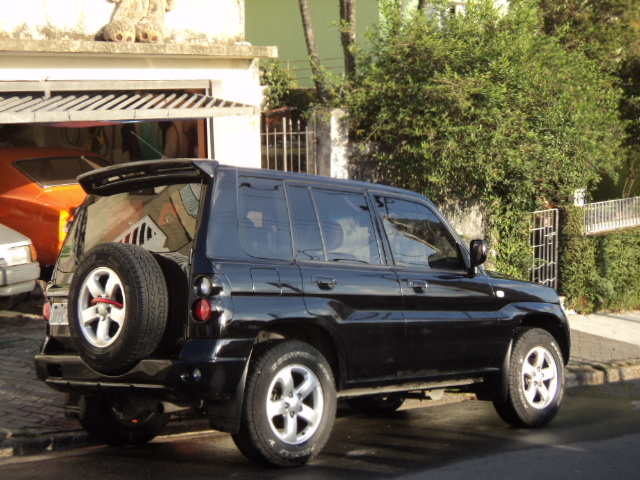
xmin=289 ymin=186 xmax=381 ymax=265
xmin=289 ymin=187 xmax=324 ymax=261
xmin=238 ymin=176 xmax=293 ymax=261
xmin=375 ymin=196 xmax=464 ymax=270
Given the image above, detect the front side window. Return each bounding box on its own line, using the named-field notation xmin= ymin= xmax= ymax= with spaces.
xmin=238 ymin=177 xmax=292 ymax=261
xmin=375 ymin=196 xmax=464 ymax=270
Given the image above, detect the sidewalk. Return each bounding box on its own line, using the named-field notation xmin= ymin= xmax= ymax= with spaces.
xmin=565 ymin=311 xmax=640 ymax=386
xmin=1 ymin=299 xmax=639 ymax=457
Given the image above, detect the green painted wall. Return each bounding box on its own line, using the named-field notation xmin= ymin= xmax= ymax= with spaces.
xmin=246 ymin=0 xmax=379 ymax=85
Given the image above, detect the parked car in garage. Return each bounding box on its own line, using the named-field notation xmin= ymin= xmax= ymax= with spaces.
xmin=0 ymin=223 xmax=39 ymax=310
xmin=0 ymin=147 xmax=109 ymax=272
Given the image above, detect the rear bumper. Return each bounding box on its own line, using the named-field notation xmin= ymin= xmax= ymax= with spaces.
xmin=35 ymin=338 xmax=253 ymax=403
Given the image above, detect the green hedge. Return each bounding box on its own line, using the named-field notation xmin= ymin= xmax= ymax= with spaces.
xmin=559 ymin=205 xmax=640 ymax=313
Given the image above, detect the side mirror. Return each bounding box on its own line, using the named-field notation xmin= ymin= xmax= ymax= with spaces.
xmin=470 ymin=239 xmax=488 ymax=267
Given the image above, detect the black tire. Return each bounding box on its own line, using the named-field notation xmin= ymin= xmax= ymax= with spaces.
xmin=0 ymin=292 xmax=29 ymax=310
xmin=80 ymin=395 xmax=170 ymax=446
xmin=347 ymin=394 xmax=405 ymax=415
xmin=0 ymin=295 xmax=17 ymax=311
xmin=154 ymin=252 xmax=190 ymax=353
xmin=68 ymin=243 xmax=169 ymax=375
xmin=232 ymin=340 xmax=337 ymax=467
xmin=493 ymin=327 xmax=565 ymax=428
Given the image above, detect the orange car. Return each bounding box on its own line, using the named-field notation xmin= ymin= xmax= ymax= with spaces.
xmin=0 ymin=147 xmax=109 ymax=269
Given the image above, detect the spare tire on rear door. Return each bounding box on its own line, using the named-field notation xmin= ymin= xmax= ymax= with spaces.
xmin=68 ymin=242 xmax=169 ymax=375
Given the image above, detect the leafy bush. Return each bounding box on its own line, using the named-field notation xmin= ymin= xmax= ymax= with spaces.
xmin=259 ymin=59 xmax=298 ymax=111
xmin=560 ymin=206 xmax=640 ymax=313
xmin=347 ymin=0 xmax=627 ymax=276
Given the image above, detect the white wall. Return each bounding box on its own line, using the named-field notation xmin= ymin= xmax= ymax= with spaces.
xmin=0 ymin=1 xmax=267 ymax=169
xmin=0 ymin=0 xmax=245 ymax=43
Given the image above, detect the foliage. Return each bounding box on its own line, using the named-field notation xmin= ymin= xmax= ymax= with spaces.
xmin=558 ymin=205 xmax=600 ymax=312
xmin=259 ymin=59 xmax=342 ymax=115
xmin=535 ymin=0 xmax=640 ymax=197
xmin=536 ymin=0 xmax=640 ymax=72
xmin=490 ymin=206 xmax=530 ymax=279
xmin=259 ymin=59 xmax=298 ymax=111
xmin=346 ymin=0 xmax=627 ymax=275
xmin=560 ymin=206 xmax=640 ymax=313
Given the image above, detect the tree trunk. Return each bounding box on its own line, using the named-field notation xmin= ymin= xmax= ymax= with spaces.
xmin=418 ymin=0 xmax=429 ymax=10
xmin=298 ymin=0 xmax=332 ymax=103
xmin=623 ymin=156 xmax=640 ymax=198
xmin=339 ymin=0 xmax=357 ymax=77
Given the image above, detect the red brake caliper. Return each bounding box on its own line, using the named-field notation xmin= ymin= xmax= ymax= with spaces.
xmin=91 ymin=298 xmax=124 ymax=308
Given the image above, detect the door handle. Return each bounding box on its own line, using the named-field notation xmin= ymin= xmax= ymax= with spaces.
xmin=408 ymin=279 xmax=428 ymax=292
xmin=314 ymin=276 xmax=337 ymax=290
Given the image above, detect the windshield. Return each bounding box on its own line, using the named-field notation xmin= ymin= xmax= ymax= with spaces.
xmin=14 ymin=155 xmax=110 ymax=188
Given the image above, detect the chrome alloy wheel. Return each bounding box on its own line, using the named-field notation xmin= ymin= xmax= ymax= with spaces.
xmin=266 ymin=364 xmax=325 ymax=445
xmin=521 ymin=345 xmax=559 ymax=409
xmin=77 ymin=267 xmax=126 ymax=348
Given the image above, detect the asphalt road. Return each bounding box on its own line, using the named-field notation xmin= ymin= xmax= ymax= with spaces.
xmin=1 ymin=380 xmax=639 ymax=480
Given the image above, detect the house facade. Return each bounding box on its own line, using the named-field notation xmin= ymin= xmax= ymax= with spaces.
xmin=245 ymin=0 xmax=379 ymax=87
xmin=0 ymin=0 xmax=276 ymax=167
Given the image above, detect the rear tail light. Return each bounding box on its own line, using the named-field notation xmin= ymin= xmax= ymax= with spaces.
xmin=194 ymin=276 xmax=213 ymax=297
xmin=190 ymin=275 xmax=230 ymax=325
xmin=43 ymin=301 xmax=51 ymax=321
xmin=64 ymin=207 xmax=77 ymax=234
xmin=192 ymin=298 xmax=212 ymax=323
xmin=58 ymin=210 xmax=71 ymax=252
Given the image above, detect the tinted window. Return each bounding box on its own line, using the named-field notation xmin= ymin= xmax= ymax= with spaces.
xmin=238 ymin=177 xmax=292 ymax=261
xmin=15 ymin=155 xmax=110 ymax=187
xmin=312 ymin=189 xmax=381 ymax=265
xmin=289 ymin=186 xmax=324 ymax=261
xmin=375 ymin=196 xmax=464 ymax=270
xmin=56 ymin=183 xmax=201 ymax=276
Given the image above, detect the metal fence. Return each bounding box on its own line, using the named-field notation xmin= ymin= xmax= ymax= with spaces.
xmin=261 ymin=116 xmax=315 ymax=174
xmin=530 ymin=208 xmax=559 ymax=290
xmin=583 ymin=196 xmax=640 ymax=235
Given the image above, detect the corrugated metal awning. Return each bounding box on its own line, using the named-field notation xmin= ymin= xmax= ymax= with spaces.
xmin=0 ymin=81 xmax=259 ymax=124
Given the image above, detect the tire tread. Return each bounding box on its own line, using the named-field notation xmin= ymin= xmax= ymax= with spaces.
xmin=494 ymin=327 xmax=564 ymax=428
xmin=69 ymin=242 xmax=169 ymax=374
xmin=232 ymin=340 xmax=336 ymax=467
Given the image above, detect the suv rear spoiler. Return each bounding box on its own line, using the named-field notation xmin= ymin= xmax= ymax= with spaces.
xmin=78 ymin=159 xmax=218 ymax=196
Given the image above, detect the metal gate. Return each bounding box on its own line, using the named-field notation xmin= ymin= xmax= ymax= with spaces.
xmin=261 ymin=114 xmax=316 ymax=174
xmin=530 ymin=209 xmax=559 ymax=290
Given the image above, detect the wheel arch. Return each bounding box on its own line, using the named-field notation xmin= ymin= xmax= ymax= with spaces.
xmin=255 ymin=321 xmax=343 ymax=389
xmin=208 ymin=319 xmax=342 ymax=435
xmin=518 ymin=313 xmax=571 ymax=365
xmin=477 ymin=311 xmax=570 ymax=403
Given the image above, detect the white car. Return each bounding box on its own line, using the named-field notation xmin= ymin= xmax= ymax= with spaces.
xmin=0 ymin=223 xmax=40 ymax=310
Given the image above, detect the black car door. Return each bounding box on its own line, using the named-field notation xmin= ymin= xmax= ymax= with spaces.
xmin=288 ymin=184 xmax=405 ymax=385
xmin=372 ymin=195 xmax=501 ymax=378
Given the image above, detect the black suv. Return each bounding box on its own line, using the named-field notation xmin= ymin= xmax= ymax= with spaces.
xmin=36 ymin=159 xmax=570 ymax=467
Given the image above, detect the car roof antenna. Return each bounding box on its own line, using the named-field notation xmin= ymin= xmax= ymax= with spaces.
xmin=130 ymin=131 xmax=165 ymax=159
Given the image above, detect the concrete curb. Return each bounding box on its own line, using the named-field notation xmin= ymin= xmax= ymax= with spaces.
xmin=3 ymin=360 xmax=640 ymax=459
xmin=565 ymin=360 xmax=640 ymax=388
xmin=1 ymin=430 xmax=93 ymax=458
xmin=1 ymin=417 xmax=212 ymax=459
